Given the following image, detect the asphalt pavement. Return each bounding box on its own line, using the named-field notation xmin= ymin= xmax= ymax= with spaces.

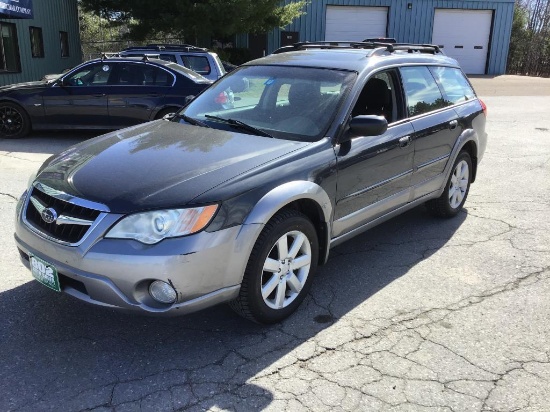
xmin=0 ymin=76 xmax=549 ymax=411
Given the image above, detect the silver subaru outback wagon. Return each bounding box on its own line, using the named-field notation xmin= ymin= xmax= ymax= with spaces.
xmin=15 ymin=41 xmax=487 ymax=324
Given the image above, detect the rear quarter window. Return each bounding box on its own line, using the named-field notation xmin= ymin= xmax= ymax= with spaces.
xmin=430 ymin=66 xmax=476 ymax=105
xmin=181 ymin=55 xmax=211 ymax=75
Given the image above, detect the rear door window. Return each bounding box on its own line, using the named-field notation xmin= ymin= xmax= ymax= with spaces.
xmin=400 ymin=66 xmax=451 ymax=117
xmin=430 ymin=66 xmax=476 ymax=105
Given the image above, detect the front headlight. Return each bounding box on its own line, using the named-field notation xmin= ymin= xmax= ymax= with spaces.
xmin=105 ymin=205 xmax=218 ymax=244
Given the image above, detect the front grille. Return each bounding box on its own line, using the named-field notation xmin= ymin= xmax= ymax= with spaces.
xmin=25 ymin=186 xmax=101 ymax=244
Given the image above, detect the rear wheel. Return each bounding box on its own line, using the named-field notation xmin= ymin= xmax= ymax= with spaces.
xmin=426 ymin=151 xmax=472 ymax=217
xmin=230 ymin=209 xmax=319 ymax=324
xmin=0 ymin=102 xmax=31 ymax=139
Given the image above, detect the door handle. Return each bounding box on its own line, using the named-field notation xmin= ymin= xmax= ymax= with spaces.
xmin=399 ymin=135 xmax=411 ymax=148
xmin=92 ymin=94 xmax=106 ymax=97
xmin=449 ymin=120 xmax=458 ymax=130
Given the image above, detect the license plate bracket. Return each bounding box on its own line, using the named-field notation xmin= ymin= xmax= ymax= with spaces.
xmin=30 ymin=255 xmax=61 ymax=292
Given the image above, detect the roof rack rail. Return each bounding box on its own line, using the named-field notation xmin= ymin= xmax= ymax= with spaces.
xmin=363 ymin=37 xmax=397 ymax=44
xmin=100 ymin=52 xmax=121 ymax=59
xmin=272 ymin=41 xmax=443 ymax=55
xmin=121 ymin=43 xmax=208 ymax=52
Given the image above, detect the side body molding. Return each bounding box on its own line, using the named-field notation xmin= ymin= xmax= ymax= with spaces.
xmin=244 ymin=181 xmax=333 ymax=225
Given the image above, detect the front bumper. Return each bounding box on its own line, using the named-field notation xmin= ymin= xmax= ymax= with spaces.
xmin=15 ymin=196 xmax=262 ymax=315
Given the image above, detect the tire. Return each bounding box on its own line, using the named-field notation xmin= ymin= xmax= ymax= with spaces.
xmin=426 ymin=151 xmax=472 ymax=218
xmin=155 ymin=107 xmax=179 ymax=120
xmin=0 ymin=102 xmax=31 ymax=139
xmin=229 ymin=209 xmax=319 ymax=324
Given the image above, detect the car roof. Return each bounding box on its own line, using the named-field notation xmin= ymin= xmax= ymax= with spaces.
xmin=243 ymin=43 xmax=461 ymax=73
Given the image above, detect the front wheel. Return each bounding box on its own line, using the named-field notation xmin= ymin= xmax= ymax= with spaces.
xmin=0 ymin=102 xmax=31 ymax=139
xmin=229 ymin=209 xmax=319 ymax=324
xmin=426 ymin=151 xmax=472 ymax=217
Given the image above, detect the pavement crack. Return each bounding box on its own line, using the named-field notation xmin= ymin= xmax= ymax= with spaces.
xmin=0 ymin=192 xmax=18 ymax=202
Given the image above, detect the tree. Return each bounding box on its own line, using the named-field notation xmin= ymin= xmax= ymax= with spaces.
xmin=79 ymin=6 xmax=128 ymax=58
xmin=507 ymin=0 xmax=550 ymax=77
xmin=79 ymin=0 xmax=307 ymax=43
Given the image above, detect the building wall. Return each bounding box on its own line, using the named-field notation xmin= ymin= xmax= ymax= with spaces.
xmin=256 ymin=0 xmax=514 ymax=75
xmin=0 ymin=0 xmax=81 ymax=85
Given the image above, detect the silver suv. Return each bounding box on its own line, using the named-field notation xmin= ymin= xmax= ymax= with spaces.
xmin=119 ymin=44 xmax=226 ymax=81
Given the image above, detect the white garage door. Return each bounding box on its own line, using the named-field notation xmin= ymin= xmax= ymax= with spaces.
xmin=325 ymin=6 xmax=388 ymax=42
xmin=432 ymin=9 xmax=493 ymax=75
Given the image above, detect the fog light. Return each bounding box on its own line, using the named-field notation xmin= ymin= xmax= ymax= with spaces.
xmin=149 ymin=280 xmax=177 ymax=304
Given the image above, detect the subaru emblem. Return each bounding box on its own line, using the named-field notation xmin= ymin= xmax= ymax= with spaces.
xmin=41 ymin=208 xmax=58 ymax=224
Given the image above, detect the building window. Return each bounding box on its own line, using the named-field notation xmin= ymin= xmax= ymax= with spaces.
xmin=0 ymin=22 xmax=21 ymax=72
xmin=59 ymin=31 xmax=69 ymax=57
xmin=29 ymin=27 xmax=44 ymax=58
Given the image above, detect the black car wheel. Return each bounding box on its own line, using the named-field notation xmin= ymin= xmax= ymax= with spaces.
xmin=230 ymin=209 xmax=319 ymax=324
xmin=426 ymin=151 xmax=472 ymax=217
xmin=0 ymin=102 xmax=31 ymax=139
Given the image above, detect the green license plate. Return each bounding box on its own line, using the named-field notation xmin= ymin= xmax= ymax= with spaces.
xmin=30 ymin=255 xmax=61 ymax=292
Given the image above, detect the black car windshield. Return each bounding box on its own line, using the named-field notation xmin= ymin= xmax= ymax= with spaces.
xmin=180 ymin=65 xmax=356 ymax=141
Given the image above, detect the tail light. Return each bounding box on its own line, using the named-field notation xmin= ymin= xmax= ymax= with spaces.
xmin=480 ymin=99 xmax=487 ymax=116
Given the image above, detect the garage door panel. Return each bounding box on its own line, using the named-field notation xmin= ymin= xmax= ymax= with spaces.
xmin=432 ymin=9 xmax=492 ymax=75
xmin=325 ymin=6 xmax=388 ymax=42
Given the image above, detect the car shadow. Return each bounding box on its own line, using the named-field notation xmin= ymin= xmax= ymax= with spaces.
xmin=0 ymin=206 xmax=467 ymax=411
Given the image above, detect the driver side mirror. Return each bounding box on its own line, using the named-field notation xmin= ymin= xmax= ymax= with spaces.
xmin=342 ymin=115 xmax=388 ymax=142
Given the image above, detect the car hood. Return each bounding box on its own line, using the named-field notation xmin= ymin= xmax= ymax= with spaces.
xmin=35 ymin=120 xmax=309 ymax=213
xmin=0 ymin=80 xmax=50 ymax=93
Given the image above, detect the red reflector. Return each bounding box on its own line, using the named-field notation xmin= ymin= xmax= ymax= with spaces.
xmin=480 ymin=99 xmax=487 ymax=116
xmin=215 ymin=92 xmax=227 ymax=104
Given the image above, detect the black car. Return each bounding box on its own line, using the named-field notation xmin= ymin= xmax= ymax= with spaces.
xmin=15 ymin=41 xmax=487 ymax=324
xmin=0 ymin=57 xmax=211 ymax=139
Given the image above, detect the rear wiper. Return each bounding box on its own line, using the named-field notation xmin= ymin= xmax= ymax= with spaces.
xmin=204 ymin=115 xmax=273 ymax=138
xmin=173 ymin=113 xmax=210 ymax=128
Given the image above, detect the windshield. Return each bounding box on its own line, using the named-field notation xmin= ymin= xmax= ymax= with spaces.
xmin=180 ymin=65 xmax=356 ymax=141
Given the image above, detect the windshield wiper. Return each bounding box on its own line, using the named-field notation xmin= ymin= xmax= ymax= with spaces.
xmin=204 ymin=115 xmax=273 ymax=138
xmin=173 ymin=113 xmax=210 ymax=128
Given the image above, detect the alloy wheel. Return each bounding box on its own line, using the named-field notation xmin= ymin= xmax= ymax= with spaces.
xmin=261 ymin=230 xmax=312 ymax=310
xmin=449 ymin=159 xmax=469 ymax=209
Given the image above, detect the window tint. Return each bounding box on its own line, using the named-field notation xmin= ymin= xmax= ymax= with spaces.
xmin=400 ymin=66 xmax=451 ymax=117
xmin=159 ymin=54 xmax=177 ymax=63
xmin=29 ymin=27 xmax=44 ymax=58
xmin=142 ymin=66 xmax=173 ymax=86
xmin=0 ymin=23 xmax=21 ymax=72
xmin=165 ymin=62 xmax=209 ymax=82
xmin=352 ymin=70 xmax=400 ymax=123
xmin=65 ymin=64 xmax=112 ymax=86
xmin=181 ymin=55 xmax=211 ymax=75
xmin=430 ymin=66 xmax=475 ymax=105
xmin=109 ymin=63 xmax=172 ymax=86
